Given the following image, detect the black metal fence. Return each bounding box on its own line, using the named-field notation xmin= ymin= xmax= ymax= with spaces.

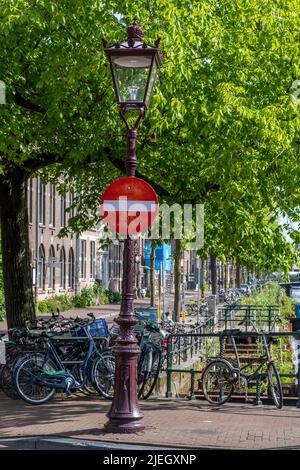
xmin=217 ymin=305 xmax=281 ymax=332
xmin=165 ymin=330 xmax=300 ymax=407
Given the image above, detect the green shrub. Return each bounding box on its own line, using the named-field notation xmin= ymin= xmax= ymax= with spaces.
xmin=93 ymin=281 xmax=109 ymax=304
xmin=37 ymin=282 xmax=115 ymax=312
xmin=241 ymin=281 xmax=295 ymax=321
xmin=37 ymin=300 xmax=49 ymax=313
xmin=105 ymin=288 xmax=121 ymax=304
xmin=73 ymin=287 xmax=97 ymax=308
xmin=37 ymin=297 xmax=62 ymax=313
xmin=56 ymin=294 xmax=74 ymax=311
xmin=112 ymin=291 xmax=121 ymax=303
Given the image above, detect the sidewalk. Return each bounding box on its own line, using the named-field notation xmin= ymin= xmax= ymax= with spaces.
xmin=0 ymin=291 xmax=201 ymax=331
xmin=1 ymin=392 xmax=300 ymax=450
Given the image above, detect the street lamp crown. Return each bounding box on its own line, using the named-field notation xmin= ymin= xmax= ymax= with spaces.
xmin=127 ymin=19 xmax=143 ymax=42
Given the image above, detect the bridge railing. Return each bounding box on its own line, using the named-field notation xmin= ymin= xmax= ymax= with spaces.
xmin=217 ymin=305 xmax=281 ymax=332
xmin=165 ymin=330 xmax=300 ymax=406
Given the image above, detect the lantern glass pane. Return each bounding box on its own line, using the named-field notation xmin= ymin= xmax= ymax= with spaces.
xmin=114 ymin=64 xmax=150 ymax=103
xmin=145 ymin=61 xmax=158 ymax=106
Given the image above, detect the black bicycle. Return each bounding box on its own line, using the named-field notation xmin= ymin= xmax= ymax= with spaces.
xmin=13 ymin=318 xmax=114 ymax=405
xmin=201 ymin=328 xmax=283 ymax=408
xmin=137 ymin=322 xmax=169 ymax=399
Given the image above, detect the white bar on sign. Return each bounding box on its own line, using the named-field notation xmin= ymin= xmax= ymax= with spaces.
xmin=103 ymin=200 xmax=156 ymax=212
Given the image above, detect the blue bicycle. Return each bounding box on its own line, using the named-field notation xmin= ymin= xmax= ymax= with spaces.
xmin=13 ymin=318 xmax=115 ymax=405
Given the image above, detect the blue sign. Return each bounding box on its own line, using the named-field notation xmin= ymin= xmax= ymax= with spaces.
xmin=144 ymin=243 xmax=172 ymax=271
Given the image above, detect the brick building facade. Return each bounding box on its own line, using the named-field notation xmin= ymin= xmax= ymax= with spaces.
xmin=27 ymin=177 xmax=147 ymax=301
xmin=28 ymin=177 xmax=107 ymax=301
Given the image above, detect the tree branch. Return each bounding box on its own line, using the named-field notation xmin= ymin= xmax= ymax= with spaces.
xmin=24 ymin=153 xmax=65 ymax=173
xmin=13 ymin=91 xmax=47 ymax=114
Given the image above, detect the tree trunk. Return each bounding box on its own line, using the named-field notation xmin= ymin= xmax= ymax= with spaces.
xmin=200 ymin=258 xmax=205 ymax=298
xmin=174 ymin=239 xmax=181 ymax=322
xmin=236 ymin=265 xmax=241 ymax=288
xmin=223 ymin=262 xmax=227 ymax=290
xmin=210 ymin=253 xmax=218 ymax=296
xmin=150 ymin=242 xmax=155 ymax=307
xmin=0 ymin=169 xmax=35 ymax=328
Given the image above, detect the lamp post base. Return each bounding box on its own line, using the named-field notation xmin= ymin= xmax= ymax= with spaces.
xmin=104 ymin=418 xmax=145 ymax=434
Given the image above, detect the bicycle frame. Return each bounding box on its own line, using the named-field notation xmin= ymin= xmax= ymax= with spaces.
xmin=229 ymin=333 xmax=272 ymax=385
xmin=35 ymin=328 xmax=102 ymax=390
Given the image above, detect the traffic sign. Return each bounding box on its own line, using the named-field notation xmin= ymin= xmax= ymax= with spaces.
xmin=100 ymin=176 xmax=158 ymax=235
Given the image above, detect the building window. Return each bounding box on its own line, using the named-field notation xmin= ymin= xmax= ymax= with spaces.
xmin=48 ymin=245 xmax=55 ymax=290
xmin=38 ymin=178 xmax=46 ymax=225
xmin=90 ymin=241 xmax=95 ymax=278
xmin=68 ymin=248 xmax=75 ymax=289
xmin=60 ymin=195 xmax=66 ymax=227
xmin=37 ymin=244 xmax=46 ymax=289
xmin=80 ymin=240 xmax=86 ymax=279
xmin=69 ymin=192 xmax=75 ymax=219
xmin=60 ymin=247 xmax=66 ymax=288
xmin=50 ymin=184 xmax=55 ymax=226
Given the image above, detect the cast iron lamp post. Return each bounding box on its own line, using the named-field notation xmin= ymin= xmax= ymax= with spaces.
xmin=103 ymin=21 xmax=163 ymax=433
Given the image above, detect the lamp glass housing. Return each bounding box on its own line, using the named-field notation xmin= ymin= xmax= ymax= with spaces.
xmin=109 ymin=52 xmax=159 ymax=109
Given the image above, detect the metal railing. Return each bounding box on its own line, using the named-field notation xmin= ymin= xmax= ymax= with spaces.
xmin=165 ymin=313 xmax=215 ymax=397
xmin=217 ymin=305 xmax=281 ymax=332
xmin=165 ymin=330 xmax=300 ymax=407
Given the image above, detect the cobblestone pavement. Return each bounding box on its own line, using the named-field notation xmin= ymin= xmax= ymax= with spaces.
xmin=1 ymin=392 xmax=300 ymax=450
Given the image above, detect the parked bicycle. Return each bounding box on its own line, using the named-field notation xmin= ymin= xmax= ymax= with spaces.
xmin=137 ymin=321 xmax=169 ymax=399
xmin=11 ymin=316 xmax=114 ymax=405
xmin=201 ymin=327 xmax=283 ymax=408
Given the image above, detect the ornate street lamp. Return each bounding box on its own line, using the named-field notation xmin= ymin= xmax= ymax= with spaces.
xmin=103 ymin=21 xmax=163 ymax=433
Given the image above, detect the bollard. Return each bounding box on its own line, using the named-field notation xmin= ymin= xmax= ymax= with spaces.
xmin=157 ymin=307 xmax=161 ymax=324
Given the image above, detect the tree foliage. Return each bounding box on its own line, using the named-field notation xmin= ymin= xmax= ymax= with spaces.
xmin=1 ymin=0 xmax=300 ymax=289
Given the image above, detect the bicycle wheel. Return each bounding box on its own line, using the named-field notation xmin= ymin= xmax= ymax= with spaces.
xmin=0 ymin=362 xmax=20 ymax=399
xmin=14 ymin=353 xmax=58 ymax=405
xmin=91 ymin=353 xmax=115 ymax=399
xmin=202 ymin=360 xmax=235 ymax=405
xmin=138 ymin=345 xmax=153 ymax=397
xmin=139 ymin=350 xmax=162 ymax=399
xmin=268 ymin=362 xmax=283 ymax=409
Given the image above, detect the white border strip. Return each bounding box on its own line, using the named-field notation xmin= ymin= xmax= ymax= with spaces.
xmin=102 ymin=200 xmax=157 ymax=212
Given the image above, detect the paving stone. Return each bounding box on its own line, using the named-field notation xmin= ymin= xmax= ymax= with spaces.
xmin=1 ymin=392 xmax=300 ymax=449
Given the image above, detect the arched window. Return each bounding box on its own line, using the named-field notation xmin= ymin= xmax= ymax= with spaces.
xmin=48 ymin=245 xmax=55 ymax=290
xmin=37 ymin=244 xmax=46 ymax=290
xmin=60 ymin=247 xmax=66 ymax=288
xmin=68 ymin=248 xmax=75 ymax=289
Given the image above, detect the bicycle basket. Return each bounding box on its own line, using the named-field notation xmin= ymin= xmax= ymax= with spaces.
xmin=75 ymin=319 xmax=109 ymax=338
